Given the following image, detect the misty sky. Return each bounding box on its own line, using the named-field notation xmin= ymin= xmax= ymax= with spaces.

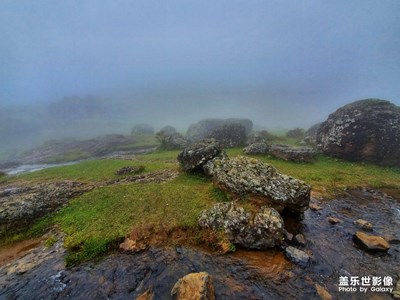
xmin=1 ymin=0 xmax=400 ymax=129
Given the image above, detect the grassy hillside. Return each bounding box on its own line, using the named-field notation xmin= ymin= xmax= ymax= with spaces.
xmin=2 ymin=148 xmax=400 ymax=265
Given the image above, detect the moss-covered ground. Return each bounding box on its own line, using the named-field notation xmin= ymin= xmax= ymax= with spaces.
xmin=2 ymin=147 xmax=400 ymax=265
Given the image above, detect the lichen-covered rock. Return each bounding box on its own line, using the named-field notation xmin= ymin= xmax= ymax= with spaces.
xmin=242 ymin=143 xmax=270 ymax=155
xmin=171 ymin=272 xmax=215 ymax=300
xmin=317 ymin=99 xmax=400 ymax=166
xmin=269 ymin=144 xmax=316 ymax=163
xmin=199 ymin=202 xmax=285 ymax=249
xmin=177 ymin=139 xmax=224 ymax=172
xmin=204 ymin=156 xmax=311 ymax=212
xmin=186 ymin=118 xmax=253 ymax=145
xmin=0 ymin=181 xmax=90 ymax=232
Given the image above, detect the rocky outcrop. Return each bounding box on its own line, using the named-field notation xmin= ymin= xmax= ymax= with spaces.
xmin=269 ymin=144 xmax=316 ymax=163
xmin=243 ymin=143 xmax=269 ymax=155
xmin=199 ymin=202 xmax=285 ymax=249
xmin=171 ymin=272 xmax=215 ymax=300
xmin=186 ymin=119 xmax=253 ymax=146
xmin=204 ymin=156 xmax=311 ymax=212
xmin=286 ymin=128 xmax=305 ymax=139
xmin=317 ymin=99 xmax=400 ymax=166
xmin=353 ymin=231 xmax=390 ymax=251
xmin=0 ymin=181 xmax=90 ymax=232
xmin=177 ymin=139 xmax=224 ymax=172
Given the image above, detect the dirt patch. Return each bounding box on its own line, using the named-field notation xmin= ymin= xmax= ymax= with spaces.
xmin=0 ymin=238 xmax=42 ymax=267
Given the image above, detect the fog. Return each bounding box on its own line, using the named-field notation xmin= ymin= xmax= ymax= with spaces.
xmin=1 ymin=1 xmax=400 ymax=154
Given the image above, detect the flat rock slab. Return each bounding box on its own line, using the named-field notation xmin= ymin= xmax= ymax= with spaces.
xmin=171 ymin=272 xmax=215 ymax=300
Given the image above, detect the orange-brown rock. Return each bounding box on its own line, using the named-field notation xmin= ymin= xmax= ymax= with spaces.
xmin=171 ymin=272 xmax=215 ymax=300
xmin=353 ymin=231 xmax=390 ymax=251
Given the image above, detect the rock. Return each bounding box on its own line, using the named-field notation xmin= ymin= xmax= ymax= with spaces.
xmin=294 ymin=234 xmax=306 ymax=246
xmin=136 ymin=289 xmax=154 ymax=300
xmin=115 ymin=166 xmax=145 ymax=176
xmin=177 ymin=139 xmax=224 ymax=172
xmin=315 ymin=284 xmax=333 ymax=300
xmin=327 ymin=217 xmax=342 ymax=225
xmin=242 ymin=143 xmax=270 ymax=155
xmin=317 ymin=99 xmax=400 ymax=166
xmin=208 ymin=122 xmax=248 ymax=148
xmin=245 ymin=132 xmax=268 ymax=145
xmin=284 ymin=231 xmax=294 ymax=241
xmin=353 ymin=232 xmax=390 ymax=251
xmin=186 ymin=118 xmax=253 ymax=146
xmin=157 ymin=132 xmax=188 ymax=150
xmin=131 ymin=124 xmax=155 ymax=135
xmin=302 ymin=123 xmax=322 ymax=146
xmin=199 ymin=202 xmax=285 ymax=249
xmin=0 ymin=181 xmax=90 ymax=232
xmin=204 ymin=156 xmax=311 ymax=212
xmin=171 ymin=272 xmax=215 ymax=300
xmin=269 ymin=144 xmax=316 ymax=163
xmin=309 ymin=203 xmax=322 ymax=211
xmin=353 ymin=219 xmax=373 ymax=231
xmin=119 ymin=238 xmax=147 ymax=253
xmin=285 ymin=246 xmax=310 ymax=266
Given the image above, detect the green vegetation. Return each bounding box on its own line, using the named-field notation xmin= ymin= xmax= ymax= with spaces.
xmin=226 ymin=149 xmax=400 ymax=196
xmin=2 ymin=146 xmax=400 ymax=266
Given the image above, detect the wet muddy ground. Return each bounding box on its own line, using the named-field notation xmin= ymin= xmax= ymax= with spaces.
xmin=0 ymin=189 xmax=399 ymax=299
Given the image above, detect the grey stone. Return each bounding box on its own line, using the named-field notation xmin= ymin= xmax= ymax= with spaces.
xmin=285 ymin=246 xmax=310 ymax=266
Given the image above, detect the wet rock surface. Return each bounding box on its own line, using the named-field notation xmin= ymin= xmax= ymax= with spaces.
xmin=204 ymin=156 xmax=311 ymax=212
xmin=317 ymin=99 xmax=400 ymax=166
xmin=0 ymin=189 xmax=399 ymax=299
xmin=284 ymin=246 xmax=310 ymax=266
xmin=177 ymin=139 xmax=224 ymax=172
xmin=199 ymin=202 xmax=285 ymax=249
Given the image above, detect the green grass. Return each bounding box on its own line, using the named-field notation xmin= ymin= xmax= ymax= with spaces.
xmin=3 ymin=147 xmax=400 ymax=266
xmin=45 ymin=150 xmax=92 ymax=163
xmin=226 ymin=148 xmax=400 ymax=195
xmin=31 ymin=174 xmax=215 ymax=265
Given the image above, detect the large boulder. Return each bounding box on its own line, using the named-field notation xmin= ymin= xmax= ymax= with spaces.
xmin=317 ymin=99 xmax=400 ymax=166
xmin=199 ymin=202 xmax=285 ymax=249
xmin=204 ymin=156 xmax=311 ymax=212
xmin=186 ymin=118 xmax=253 ymax=146
xmin=177 ymin=139 xmax=224 ymax=172
xmin=159 ymin=125 xmax=177 ymax=135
